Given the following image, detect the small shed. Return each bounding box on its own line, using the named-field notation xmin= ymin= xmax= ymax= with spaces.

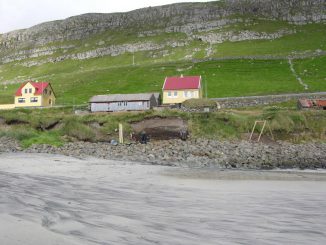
xmin=316 ymin=100 xmax=326 ymax=110
xmin=90 ymin=93 xmax=158 ymax=112
xmin=297 ymin=99 xmax=313 ymax=110
xmin=297 ymin=99 xmax=326 ymax=110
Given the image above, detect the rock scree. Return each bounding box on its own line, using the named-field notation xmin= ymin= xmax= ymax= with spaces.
xmin=0 ymin=137 xmax=325 ymax=170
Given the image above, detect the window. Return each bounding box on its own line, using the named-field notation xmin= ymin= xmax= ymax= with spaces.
xmin=49 ymin=91 xmax=52 ymax=95
xmin=168 ymin=91 xmax=178 ymax=98
xmin=18 ymin=98 xmax=25 ymax=103
xmin=24 ymin=89 xmax=28 ymax=94
xmin=29 ymin=88 xmax=32 ymax=93
xmin=118 ymin=101 xmax=128 ymax=106
xmin=184 ymin=91 xmax=194 ymax=98
xmin=167 ymin=91 xmax=178 ymax=98
xmin=30 ymin=97 xmax=38 ymax=103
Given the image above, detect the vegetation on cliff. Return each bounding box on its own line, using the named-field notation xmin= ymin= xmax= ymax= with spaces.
xmin=0 ymin=103 xmax=325 ymax=148
xmin=0 ymin=1 xmax=325 ymax=105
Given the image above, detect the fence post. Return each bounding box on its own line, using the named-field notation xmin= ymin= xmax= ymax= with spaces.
xmin=119 ymin=123 xmax=124 ymax=144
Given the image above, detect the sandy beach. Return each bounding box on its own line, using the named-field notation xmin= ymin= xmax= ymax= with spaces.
xmin=1 ymin=153 xmax=326 ymax=244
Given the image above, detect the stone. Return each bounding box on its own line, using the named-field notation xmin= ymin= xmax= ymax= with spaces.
xmin=1 ymin=135 xmax=326 ymax=170
xmin=1 ymin=0 xmax=324 ymax=66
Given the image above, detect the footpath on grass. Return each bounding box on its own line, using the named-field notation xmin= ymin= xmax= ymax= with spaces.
xmin=0 ymin=137 xmax=325 ymax=170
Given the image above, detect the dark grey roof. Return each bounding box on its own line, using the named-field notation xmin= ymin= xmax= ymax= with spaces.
xmin=153 ymin=93 xmax=160 ymax=100
xmin=90 ymin=93 xmax=155 ymax=103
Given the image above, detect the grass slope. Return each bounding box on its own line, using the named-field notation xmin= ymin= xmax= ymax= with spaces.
xmin=1 ymin=57 xmax=325 ymax=105
xmin=0 ymin=20 xmax=325 ymax=104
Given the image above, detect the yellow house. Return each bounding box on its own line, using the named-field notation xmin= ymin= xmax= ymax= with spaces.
xmin=15 ymin=81 xmax=56 ymax=108
xmin=162 ymin=75 xmax=202 ymax=104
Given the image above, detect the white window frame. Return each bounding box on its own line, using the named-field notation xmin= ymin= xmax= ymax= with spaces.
xmin=184 ymin=91 xmax=195 ymax=98
xmin=167 ymin=91 xmax=178 ymax=98
xmin=18 ymin=98 xmax=25 ymax=103
xmin=30 ymin=97 xmax=38 ymax=103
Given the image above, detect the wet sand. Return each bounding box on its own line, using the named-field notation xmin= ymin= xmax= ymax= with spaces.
xmin=1 ymin=153 xmax=326 ymax=244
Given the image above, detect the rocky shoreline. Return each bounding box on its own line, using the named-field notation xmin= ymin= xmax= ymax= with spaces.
xmin=0 ymin=137 xmax=325 ymax=169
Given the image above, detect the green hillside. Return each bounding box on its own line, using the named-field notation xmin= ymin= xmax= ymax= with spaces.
xmin=0 ymin=18 xmax=325 ymax=105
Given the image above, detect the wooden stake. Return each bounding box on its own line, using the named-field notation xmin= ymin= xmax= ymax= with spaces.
xmin=249 ymin=121 xmax=258 ymax=141
xmin=119 ymin=123 xmax=124 ymax=144
xmin=249 ymin=120 xmax=274 ymax=142
xmin=257 ymin=121 xmax=266 ymax=142
xmin=267 ymin=123 xmax=275 ymax=141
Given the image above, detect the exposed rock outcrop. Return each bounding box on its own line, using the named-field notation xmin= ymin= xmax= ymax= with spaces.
xmin=0 ymin=0 xmax=325 ymax=50
xmin=0 ymin=29 xmax=297 ymax=66
xmin=195 ymin=29 xmax=294 ymax=44
xmin=0 ymin=0 xmax=324 ymax=67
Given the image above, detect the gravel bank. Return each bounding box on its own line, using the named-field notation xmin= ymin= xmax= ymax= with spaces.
xmin=0 ymin=137 xmax=325 ymax=169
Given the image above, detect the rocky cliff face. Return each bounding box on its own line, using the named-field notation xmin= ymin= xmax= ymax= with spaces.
xmin=0 ymin=0 xmax=324 ymax=64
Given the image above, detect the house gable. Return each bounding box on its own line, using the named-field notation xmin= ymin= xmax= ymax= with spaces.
xmin=14 ymin=81 xmax=56 ymax=108
xmin=15 ymin=81 xmax=53 ymax=97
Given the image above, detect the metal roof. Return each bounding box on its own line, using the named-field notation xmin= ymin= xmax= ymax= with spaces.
xmin=90 ymin=93 xmax=155 ymax=103
xmin=153 ymin=93 xmax=160 ymax=100
xmin=15 ymin=81 xmax=51 ymax=96
xmin=163 ymin=76 xmax=201 ymax=90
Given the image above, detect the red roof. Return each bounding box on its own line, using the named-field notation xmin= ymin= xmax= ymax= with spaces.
xmin=15 ymin=81 xmax=50 ymax=96
xmin=163 ymin=76 xmax=201 ymax=90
